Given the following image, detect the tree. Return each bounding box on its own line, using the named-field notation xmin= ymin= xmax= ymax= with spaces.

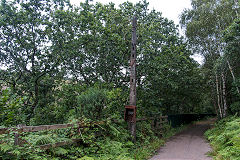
xmin=52 ymin=0 xmax=204 ymax=115
xmin=0 ymin=0 xmax=206 ymax=124
xmin=223 ymin=19 xmax=240 ymax=114
xmin=180 ymin=0 xmax=239 ymax=117
xmin=0 ymin=0 xmax=70 ymax=119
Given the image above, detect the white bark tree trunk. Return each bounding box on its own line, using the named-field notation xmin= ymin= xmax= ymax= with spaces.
xmin=216 ymin=74 xmax=223 ymax=118
xmin=227 ymin=60 xmax=240 ymax=95
xmin=221 ymin=72 xmax=228 ymax=117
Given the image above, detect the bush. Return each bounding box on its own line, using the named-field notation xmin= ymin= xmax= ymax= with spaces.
xmin=76 ymin=86 xmax=127 ymax=120
xmin=0 ymin=87 xmax=27 ymax=126
xmin=205 ymin=116 xmax=240 ymax=160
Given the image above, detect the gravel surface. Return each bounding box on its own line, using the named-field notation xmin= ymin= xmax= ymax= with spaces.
xmin=149 ymin=119 xmax=214 ymax=160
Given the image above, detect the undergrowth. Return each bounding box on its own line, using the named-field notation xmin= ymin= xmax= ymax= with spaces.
xmin=0 ymin=86 xmax=187 ymax=159
xmin=205 ymin=116 xmax=240 ymax=160
xmin=0 ymin=119 xmax=186 ymax=160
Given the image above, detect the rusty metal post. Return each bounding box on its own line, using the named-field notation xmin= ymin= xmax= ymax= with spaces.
xmin=129 ymin=16 xmax=137 ymax=142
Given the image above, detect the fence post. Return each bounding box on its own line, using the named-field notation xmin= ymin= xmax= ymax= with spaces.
xmin=151 ymin=119 xmax=155 ymax=129
xmin=159 ymin=116 xmax=163 ymax=129
xmin=14 ymin=124 xmax=25 ymax=146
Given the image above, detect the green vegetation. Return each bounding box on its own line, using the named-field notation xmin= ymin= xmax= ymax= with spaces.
xmin=0 ymin=112 xmax=180 ymax=159
xmin=0 ymin=87 xmax=27 ymax=126
xmin=180 ymin=0 xmax=240 ymax=118
xmin=0 ymin=81 xmax=187 ymax=159
xmin=0 ymin=0 xmax=208 ymax=123
xmin=181 ymin=1 xmax=240 ymax=158
xmin=0 ymin=0 xmax=240 ymax=159
xmin=205 ymin=116 xmax=240 ymax=160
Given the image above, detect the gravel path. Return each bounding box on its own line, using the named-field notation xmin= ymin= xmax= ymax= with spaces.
xmin=149 ymin=119 xmax=214 ymax=160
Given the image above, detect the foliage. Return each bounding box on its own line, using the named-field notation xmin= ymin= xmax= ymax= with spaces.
xmin=0 ymin=87 xmax=27 ymax=126
xmin=205 ymin=116 xmax=240 ymax=160
xmin=76 ymin=86 xmax=127 ymax=120
xmin=77 ymin=87 xmax=108 ymax=120
xmin=0 ymin=117 xmax=174 ymax=160
xmin=0 ymin=133 xmax=51 ymax=159
xmin=180 ymin=0 xmax=238 ymax=56
xmin=223 ymin=19 xmax=240 ymax=114
xmin=180 ymin=0 xmax=240 ymax=118
xmin=0 ymin=0 xmax=220 ymax=159
xmin=0 ymin=0 xmax=71 ymax=122
xmin=0 ymin=0 xmax=205 ymax=124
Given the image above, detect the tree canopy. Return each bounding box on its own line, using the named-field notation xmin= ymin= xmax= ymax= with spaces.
xmin=180 ymin=0 xmax=240 ymax=117
xmin=1 ymin=0 xmax=240 ymax=159
xmin=0 ymin=0 xmax=207 ymax=125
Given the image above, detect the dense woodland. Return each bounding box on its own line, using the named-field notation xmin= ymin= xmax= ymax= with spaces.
xmin=0 ymin=0 xmax=239 ymax=159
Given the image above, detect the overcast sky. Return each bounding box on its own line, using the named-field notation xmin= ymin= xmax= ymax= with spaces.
xmin=70 ymin=0 xmax=192 ymax=26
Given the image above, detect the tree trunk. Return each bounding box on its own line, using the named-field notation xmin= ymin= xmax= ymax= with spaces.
xmin=227 ymin=60 xmax=240 ymax=95
xmin=216 ymin=74 xmax=223 ymax=118
xmin=211 ymin=88 xmax=219 ymax=117
xmin=221 ymin=72 xmax=228 ymax=117
xmin=33 ymin=80 xmax=39 ymax=113
xmin=219 ymin=76 xmax=223 ymax=115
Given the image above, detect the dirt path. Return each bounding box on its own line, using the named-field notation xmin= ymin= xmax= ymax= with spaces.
xmin=149 ymin=119 xmax=215 ymax=160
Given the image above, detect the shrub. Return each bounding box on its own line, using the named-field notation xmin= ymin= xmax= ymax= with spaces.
xmin=0 ymin=87 xmax=27 ymax=126
xmin=205 ymin=116 xmax=240 ymax=160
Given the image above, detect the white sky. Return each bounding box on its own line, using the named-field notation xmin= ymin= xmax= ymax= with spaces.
xmin=70 ymin=0 xmax=192 ymax=26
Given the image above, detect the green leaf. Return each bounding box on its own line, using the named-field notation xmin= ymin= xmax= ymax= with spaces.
xmin=0 ymin=143 xmax=13 ymax=152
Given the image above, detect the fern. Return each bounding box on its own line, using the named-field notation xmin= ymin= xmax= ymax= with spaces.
xmin=205 ymin=116 xmax=240 ymax=160
xmin=52 ymin=147 xmax=68 ymax=156
xmin=77 ymin=156 xmax=95 ymax=160
xmin=32 ymin=135 xmax=56 ymax=145
xmin=0 ymin=143 xmax=13 ymax=152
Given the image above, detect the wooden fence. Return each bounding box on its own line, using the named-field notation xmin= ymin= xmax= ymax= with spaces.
xmin=0 ymin=116 xmax=168 ymax=149
xmin=137 ymin=116 xmax=168 ymax=135
xmin=0 ymin=121 xmax=105 ymax=149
